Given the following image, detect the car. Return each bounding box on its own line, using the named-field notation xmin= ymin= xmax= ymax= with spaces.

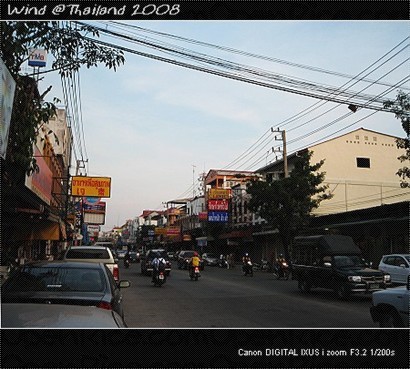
xmin=63 ymin=246 xmax=120 ymax=281
xmin=370 ymin=275 xmax=409 ymax=327
xmin=1 ymin=303 xmax=127 ymax=328
xmin=1 ymin=261 xmax=131 ymax=320
xmin=378 ymin=254 xmax=410 ymax=284
xmin=140 ymin=249 xmax=171 ymax=276
xmin=177 ymin=250 xmax=205 ymax=270
xmin=201 ymin=253 xmax=219 ymax=266
xmin=167 ymin=251 xmax=175 ymax=260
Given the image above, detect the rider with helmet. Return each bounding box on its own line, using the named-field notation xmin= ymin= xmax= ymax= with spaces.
xmin=151 ymin=252 xmax=166 ymax=283
xmin=242 ymin=253 xmax=253 ymax=276
xmin=189 ymin=251 xmax=201 ymax=274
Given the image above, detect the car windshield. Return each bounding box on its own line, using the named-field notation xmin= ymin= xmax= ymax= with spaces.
xmin=205 ymin=254 xmax=217 ymax=258
xmin=183 ymin=252 xmax=194 ymax=258
xmin=333 ymin=255 xmax=366 ymax=268
xmin=4 ymin=266 xmax=105 ymax=292
xmin=404 ymin=256 xmax=410 ymax=263
xmin=148 ymin=251 xmax=168 ymax=260
xmin=66 ymin=249 xmax=110 ymax=259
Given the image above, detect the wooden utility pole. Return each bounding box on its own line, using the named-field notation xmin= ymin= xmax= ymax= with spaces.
xmin=273 ymin=128 xmax=289 ymax=177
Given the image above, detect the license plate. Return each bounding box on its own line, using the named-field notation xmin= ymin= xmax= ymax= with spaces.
xmin=369 ymin=283 xmax=379 ymax=289
xmin=159 ymin=274 xmax=164 ymax=280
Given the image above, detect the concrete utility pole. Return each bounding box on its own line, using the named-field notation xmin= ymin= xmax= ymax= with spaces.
xmin=273 ymin=128 xmax=289 ymax=178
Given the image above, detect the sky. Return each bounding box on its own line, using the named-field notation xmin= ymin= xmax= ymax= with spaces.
xmin=33 ymin=20 xmax=409 ymax=231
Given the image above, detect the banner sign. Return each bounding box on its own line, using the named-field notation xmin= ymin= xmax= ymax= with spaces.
xmin=155 ymin=227 xmax=167 ymax=235
xmin=83 ymin=212 xmax=105 ymax=225
xmin=25 ymin=146 xmax=53 ymax=205
xmin=167 ymin=226 xmax=180 ymax=236
xmin=198 ymin=212 xmax=208 ymax=221
xmin=83 ymin=200 xmax=106 ymax=213
xmin=208 ymin=188 xmax=231 ymax=199
xmin=208 ymin=199 xmax=229 ymax=211
xmin=208 ymin=211 xmax=229 ymax=222
xmin=0 ymin=58 xmax=16 ymax=159
xmin=71 ymin=176 xmax=111 ymax=197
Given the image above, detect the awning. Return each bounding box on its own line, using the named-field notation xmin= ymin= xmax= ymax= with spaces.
xmin=13 ymin=220 xmax=61 ymax=241
xmin=219 ymin=228 xmax=253 ymax=240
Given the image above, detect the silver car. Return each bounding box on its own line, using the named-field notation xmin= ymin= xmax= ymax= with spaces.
xmin=378 ymin=254 xmax=410 ymax=284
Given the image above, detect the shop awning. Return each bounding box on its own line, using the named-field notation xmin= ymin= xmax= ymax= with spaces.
xmin=13 ymin=220 xmax=61 ymax=241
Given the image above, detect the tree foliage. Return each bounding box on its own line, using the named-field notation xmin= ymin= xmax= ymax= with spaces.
xmin=383 ymin=90 xmax=410 ymax=188
xmin=1 ymin=22 xmax=125 ymax=177
xmin=246 ymin=151 xmax=332 ymax=261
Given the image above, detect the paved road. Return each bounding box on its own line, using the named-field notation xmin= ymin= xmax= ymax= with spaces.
xmin=119 ymin=261 xmax=377 ymax=328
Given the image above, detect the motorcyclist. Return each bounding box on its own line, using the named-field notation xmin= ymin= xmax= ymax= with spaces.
xmin=275 ymin=254 xmax=288 ymax=277
xmin=151 ymin=252 xmax=166 ymax=283
xmin=189 ymin=251 xmax=201 ymax=276
xmin=242 ymin=253 xmax=252 ymax=275
xmin=123 ymin=250 xmax=131 ymax=267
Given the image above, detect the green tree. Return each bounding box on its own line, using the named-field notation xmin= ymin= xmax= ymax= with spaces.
xmin=1 ymin=21 xmax=125 ymax=178
xmin=383 ymin=90 xmax=410 ymax=188
xmin=246 ymin=151 xmax=332 ymax=262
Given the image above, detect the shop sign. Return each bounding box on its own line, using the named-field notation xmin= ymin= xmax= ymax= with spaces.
xmin=83 ymin=200 xmax=106 ymax=213
xmin=167 ymin=226 xmax=180 ymax=236
xmin=83 ymin=212 xmax=105 ymax=225
xmin=155 ymin=227 xmax=167 ymax=235
xmin=71 ymin=176 xmax=111 ymax=197
xmin=208 ymin=211 xmax=229 ymax=222
xmin=198 ymin=212 xmax=208 ymax=221
xmin=183 ymin=235 xmax=192 ymax=241
xmin=28 ymin=49 xmax=47 ymax=67
xmin=208 ymin=199 xmax=229 ymax=211
xmin=208 ymin=188 xmax=231 ymax=199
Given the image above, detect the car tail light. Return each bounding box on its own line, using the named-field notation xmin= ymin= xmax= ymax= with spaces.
xmin=113 ymin=266 xmax=119 ymax=281
xmin=97 ymin=301 xmax=112 ymax=310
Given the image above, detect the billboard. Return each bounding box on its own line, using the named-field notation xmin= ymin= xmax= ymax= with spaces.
xmin=28 ymin=49 xmax=47 ymax=67
xmin=71 ymin=176 xmax=111 ymax=197
xmin=0 ymin=58 xmax=16 ymax=159
xmin=208 ymin=199 xmax=229 ymax=211
xmin=208 ymin=211 xmax=229 ymax=222
xmin=208 ymin=188 xmax=231 ymax=199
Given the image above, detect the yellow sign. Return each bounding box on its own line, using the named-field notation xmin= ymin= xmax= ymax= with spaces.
xmin=155 ymin=227 xmax=167 ymax=235
xmin=208 ymin=188 xmax=231 ymax=199
xmin=71 ymin=176 xmax=111 ymax=198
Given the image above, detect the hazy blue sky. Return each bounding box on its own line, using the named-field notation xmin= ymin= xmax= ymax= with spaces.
xmin=34 ymin=21 xmax=409 ymax=230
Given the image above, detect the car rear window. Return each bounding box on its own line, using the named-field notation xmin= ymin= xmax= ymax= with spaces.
xmin=4 ymin=267 xmax=105 ymax=292
xmin=66 ymin=249 xmax=110 ymax=259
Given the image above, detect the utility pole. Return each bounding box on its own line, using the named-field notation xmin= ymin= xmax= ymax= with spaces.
xmin=192 ymin=165 xmax=196 ymax=198
xmin=273 ymin=128 xmax=289 ymax=178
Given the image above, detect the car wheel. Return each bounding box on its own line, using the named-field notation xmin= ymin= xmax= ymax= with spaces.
xmin=379 ymin=309 xmax=402 ymax=328
xmin=298 ymin=279 xmax=311 ymax=292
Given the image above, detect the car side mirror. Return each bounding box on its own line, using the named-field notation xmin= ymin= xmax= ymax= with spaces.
xmin=118 ymin=280 xmax=130 ymax=289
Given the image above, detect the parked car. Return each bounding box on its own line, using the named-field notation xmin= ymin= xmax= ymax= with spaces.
xmin=177 ymin=250 xmax=205 ymax=270
xmin=63 ymin=246 xmax=119 ymax=281
xmin=378 ymin=254 xmax=410 ymax=285
xmin=140 ymin=249 xmax=171 ymax=276
xmin=1 ymin=261 xmax=131 ymax=320
xmin=201 ymin=253 xmax=219 ymax=266
xmin=370 ymin=275 xmax=409 ymax=327
xmin=1 ymin=303 xmax=127 ymax=328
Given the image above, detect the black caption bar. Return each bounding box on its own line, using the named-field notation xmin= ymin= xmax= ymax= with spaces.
xmin=2 ymin=329 xmax=409 ymax=368
xmin=1 ymin=1 xmax=408 ymax=20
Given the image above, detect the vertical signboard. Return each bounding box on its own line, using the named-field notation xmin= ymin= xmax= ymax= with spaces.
xmin=0 ymin=58 xmax=16 ymax=159
xmin=28 ymin=49 xmax=47 ymax=67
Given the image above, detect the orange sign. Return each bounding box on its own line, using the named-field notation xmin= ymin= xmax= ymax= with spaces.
xmin=208 ymin=188 xmax=231 ymax=199
xmin=71 ymin=176 xmax=111 ymax=198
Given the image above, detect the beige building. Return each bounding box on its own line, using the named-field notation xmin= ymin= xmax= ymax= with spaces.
xmin=259 ymin=128 xmax=410 ymax=215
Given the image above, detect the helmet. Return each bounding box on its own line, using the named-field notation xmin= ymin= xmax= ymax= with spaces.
xmin=193 ymin=251 xmax=198 ymax=256
xmin=245 ymin=253 xmax=248 ymax=257
xmin=279 ymin=254 xmax=283 ymax=258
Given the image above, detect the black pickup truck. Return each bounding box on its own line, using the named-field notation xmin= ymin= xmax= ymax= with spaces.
xmin=291 ymin=235 xmax=391 ymax=299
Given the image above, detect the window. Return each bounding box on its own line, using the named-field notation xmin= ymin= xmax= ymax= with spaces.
xmin=356 ymin=157 xmax=370 ymax=168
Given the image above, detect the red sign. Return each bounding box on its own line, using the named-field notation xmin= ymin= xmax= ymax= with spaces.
xmin=208 ymin=199 xmax=229 ymax=211
xmin=198 ymin=212 xmax=208 ymax=221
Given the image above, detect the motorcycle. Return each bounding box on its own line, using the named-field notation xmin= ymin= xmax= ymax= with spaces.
xmin=218 ymin=258 xmax=228 ymax=268
xmin=189 ymin=265 xmax=201 ymax=281
xmin=242 ymin=261 xmax=253 ymax=277
xmin=273 ymin=261 xmax=290 ymax=280
xmin=152 ymin=270 xmax=166 ymax=287
xmin=124 ymin=258 xmax=130 ymax=269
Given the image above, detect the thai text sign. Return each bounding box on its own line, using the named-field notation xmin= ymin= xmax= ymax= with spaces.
xmin=208 ymin=188 xmax=231 ymax=199
xmin=155 ymin=227 xmax=167 ymax=235
xmin=71 ymin=176 xmax=111 ymax=197
xmin=208 ymin=211 xmax=229 ymax=222
xmin=167 ymin=226 xmax=180 ymax=236
xmin=83 ymin=200 xmax=106 ymax=213
xmin=28 ymin=49 xmax=47 ymax=67
xmin=208 ymin=199 xmax=229 ymax=211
